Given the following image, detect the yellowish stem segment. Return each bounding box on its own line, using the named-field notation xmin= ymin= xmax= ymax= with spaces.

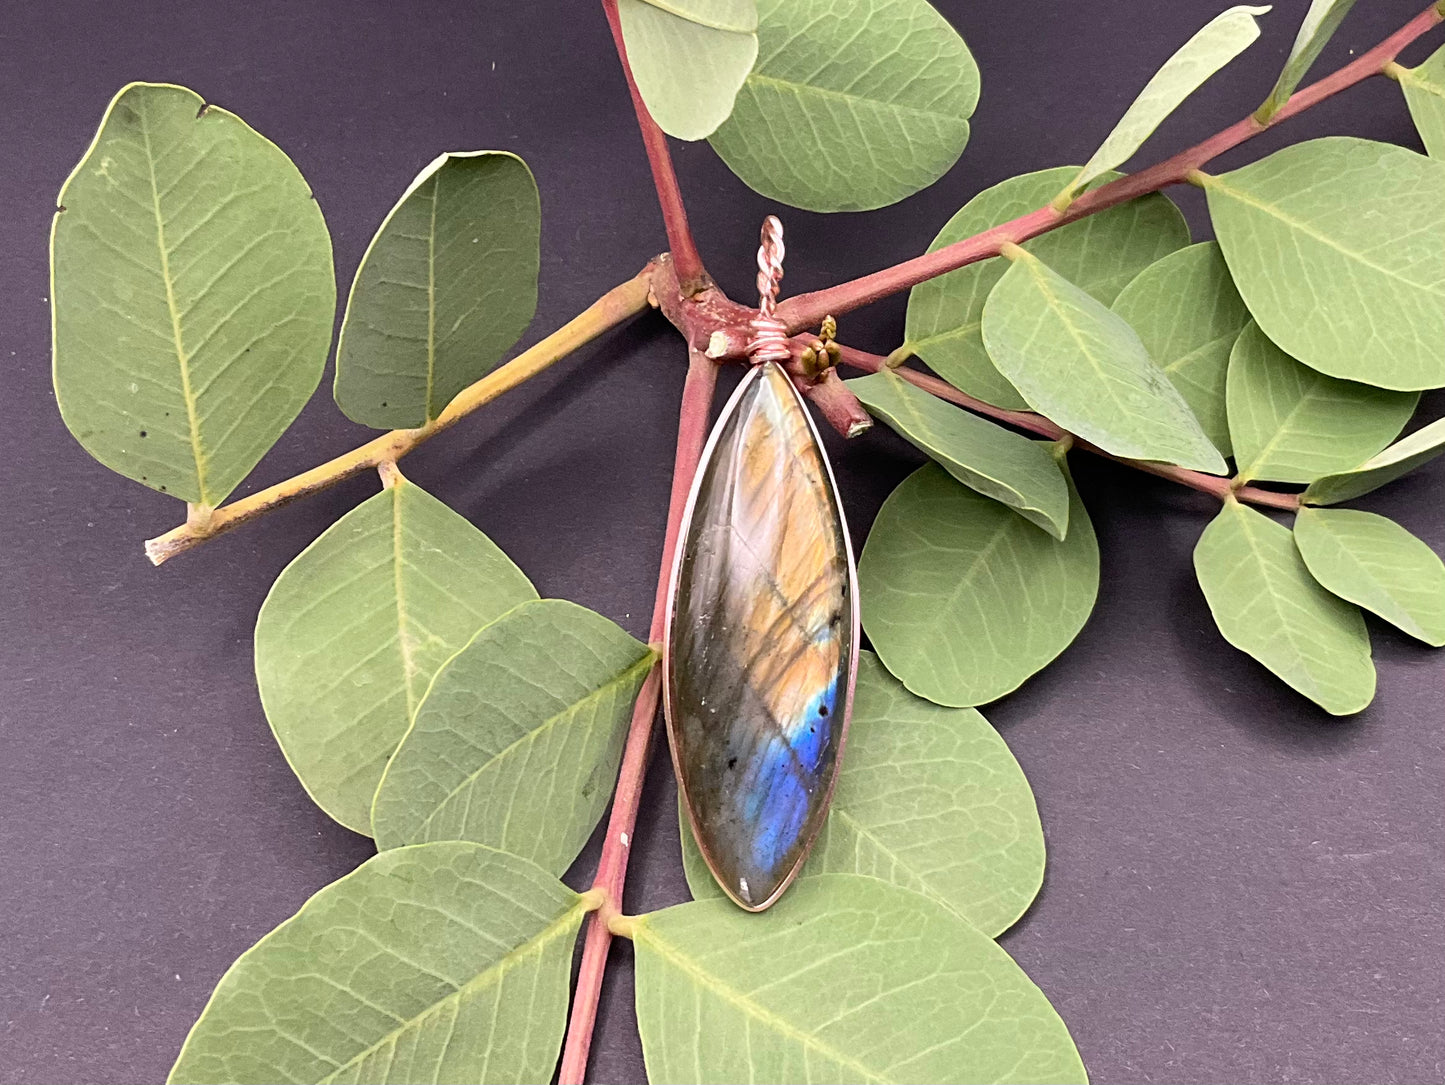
xmin=144 ymin=266 xmax=657 ymax=565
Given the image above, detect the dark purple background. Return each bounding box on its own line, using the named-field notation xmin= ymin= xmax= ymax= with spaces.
xmin=2 ymin=2 xmax=1442 ymax=1082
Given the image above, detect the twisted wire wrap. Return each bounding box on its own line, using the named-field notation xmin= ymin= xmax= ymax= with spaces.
xmin=748 ymin=215 xmax=790 ymax=365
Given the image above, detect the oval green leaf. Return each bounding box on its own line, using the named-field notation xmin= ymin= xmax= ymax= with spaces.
xmin=633 ymin=874 xmax=1086 ymax=1085
xmin=708 ymin=0 xmax=979 ymax=212
xmin=371 ymin=599 xmax=654 ymax=872
xmin=1069 ymin=6 xmax=1270 ymax=193
xmin=1193 ymin=500 xmax=1374 ymax=714
xmin=1303 ymin=416 xmax=1445 ymax=505
xmin=1205 ymin=137 xmax=1445 ymax=390
xmin=334 ymin=151 xmax=540 ymax=429
xmin=51 ymin=82 xmax=336 ymax=506
xmin=1257 ymin=0 xmax=1358 ymax=121
xmin=618 ymin=0 xmax=758 ymax=141
xmin=1226 ymin=321 xmax=1417 ymax=485
xmin=1398 ymin=42 xmax=1445 ymax=158
xmin=1110 ymin=242 xmax=1250 ymax=456
xmin=255 ymin=479 xmax=537 ymax=835
xmin=982 ymin=250 xmax=1227 ymax=474
xmin=168 ymin=843 xmax=588 ymax=1085
xmin=860 ymin=462 xmax=1099 ymax=708
xmin=681 ymin=651 xmax=1045 ymax=938
xmin=905 ymin=167 xmax=1189 ymax=410
xmin=1294 ymin=507 xmax=1445 ymax=647
xmin=847 ymin=369 xmax=1070 ymax=538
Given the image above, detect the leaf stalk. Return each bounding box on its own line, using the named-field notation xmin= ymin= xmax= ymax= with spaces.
xmin=835 ymin=345 xmax=1300 ymax=512
xmin=143 ymin=266 xmax=656 ymax=564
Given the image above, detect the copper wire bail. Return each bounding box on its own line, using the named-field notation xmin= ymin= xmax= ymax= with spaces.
xmin=747 ymin=216 xmax=790 ymax=366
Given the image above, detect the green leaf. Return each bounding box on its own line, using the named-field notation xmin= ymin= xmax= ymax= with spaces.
xmin=681 ymin=652 xmax=1045 ymax=938
xmin=1069 ymin=6 xmax=1270 ymax=193
xmin=51 ymin=82 xmax=335 ymax=506
xmin=859 ymin=463 xmax=1099 ymax=708
xmin=617 ymin=0 xmax=758 ymax=141
xmin=334 ymin=152 xmax=540 ymax=429
xmin=1303 ymin=416 xmax=1445 ymax=504
xmin=371 ymin=600 xmax=654 ymax=872
xmin=904 ymin=167 xmax=1189 ymax=410
xmin=847 ymin=369 xmax=1070 ymax=538
xmin=1204 ymin=137 xmax=1445 ymax=390
xmin=1397 ymin=42 xmax=1445 ymax=158
xmin=1110 ymin=242 xmax=1249 ymax=457
xmin=1257 ymin=0 xmax=1359 ymax=121
xmin=633 ymin=874 xmax=1086 ymax=1085
xmin=1226 ymin=321 xmax=1417 ymax=485
xmin=1294 ymin=507 xmax=1445 ymax=647
xmin=708 ymin=0 xmax=979 ymax=212
xmin=255 ymin=479 xmax=536 ymax=835
xmin=167 ymin=843 xmax=588 ymax=1085
xmin=1193 ymin=500 xmax=1374 ymax=714
xmin=982 ymin=250 xmax=1227 ymax=474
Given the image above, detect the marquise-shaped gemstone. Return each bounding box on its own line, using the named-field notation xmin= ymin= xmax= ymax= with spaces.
xmin=664 ymin=361 xmax=859 ymax=910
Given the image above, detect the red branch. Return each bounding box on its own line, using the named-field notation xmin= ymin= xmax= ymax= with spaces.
xmin=557 ymin=348 xmax=718 ymax=1085
xmin=775 ymin=2 xmax=1445 ymax=332
xmin=837 ymin=345 xmax=1300 ymax=511
xmin=551 ymin=5 xmax=1444 ymax=1078
xmin=601 ymin=0 xmax=707 ymax=294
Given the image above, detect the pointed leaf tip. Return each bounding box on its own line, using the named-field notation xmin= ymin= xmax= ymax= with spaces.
xmin=1069 ymin=5 xmax=1270 ymax=194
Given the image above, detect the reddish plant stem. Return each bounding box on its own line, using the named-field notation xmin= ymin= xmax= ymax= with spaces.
xmin=776 ymin=2 xmax=1445 ymax=332
xmin=558 ymin=347 xmax=718 ymax=1085
xmin=836 ymin=345 xmax=1300 ymax=512
xmin=600 ymin=0 xmax=707 ymax=294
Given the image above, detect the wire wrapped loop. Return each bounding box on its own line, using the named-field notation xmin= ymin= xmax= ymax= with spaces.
xmin=747 ymin=215 xmax=790 ymax=365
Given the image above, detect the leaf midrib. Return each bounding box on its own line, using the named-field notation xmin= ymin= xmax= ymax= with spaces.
xmin=831 ymin=808 xmax=981 ymax=931
xmin=1209 ymin=173 xmax=1445 ymax=299
xmin=424 ymin=175 xmax=439 ymax=421
xmin=1021 ymin=257 xmax=1168 ymax=443
xmin=1302 ymin=518 xmax=1431 ymax=638
xmin=140 ymin=105 xmax=208 ymax=502
xmin=745 ymin=72 xmax=959 ymax=124
xmin=1231 ymin=507 xmax=1340 ymax=697
xmin=635 ymin=922 xmax=890 ymax=1084
xmin=314 ymin=898 xmax=585 ymax=1085
xmin=391 ymin=485 xmax=421 ymax=718
xmin=1235 ymin=370 xmax=1332 ymax=482
xmin=409 ymin=651 xmax=655 ymax=838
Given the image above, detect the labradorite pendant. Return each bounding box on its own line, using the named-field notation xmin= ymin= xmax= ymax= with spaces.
xmin=663 ymin=357 xmax=859 ymax=911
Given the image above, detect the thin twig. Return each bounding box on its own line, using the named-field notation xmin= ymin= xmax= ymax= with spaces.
xmin=600 ymin=0 xmax=707 ymax=294
xmin=557 ymin=346 xmax=718 ymax=1085
xmin=775 ymin=2 xmax=1445 ymax=332
xmin=836 ymin=345 xmax=1300 ymax=512
xmin=144 ymin=267 xmax=657 ymax=564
